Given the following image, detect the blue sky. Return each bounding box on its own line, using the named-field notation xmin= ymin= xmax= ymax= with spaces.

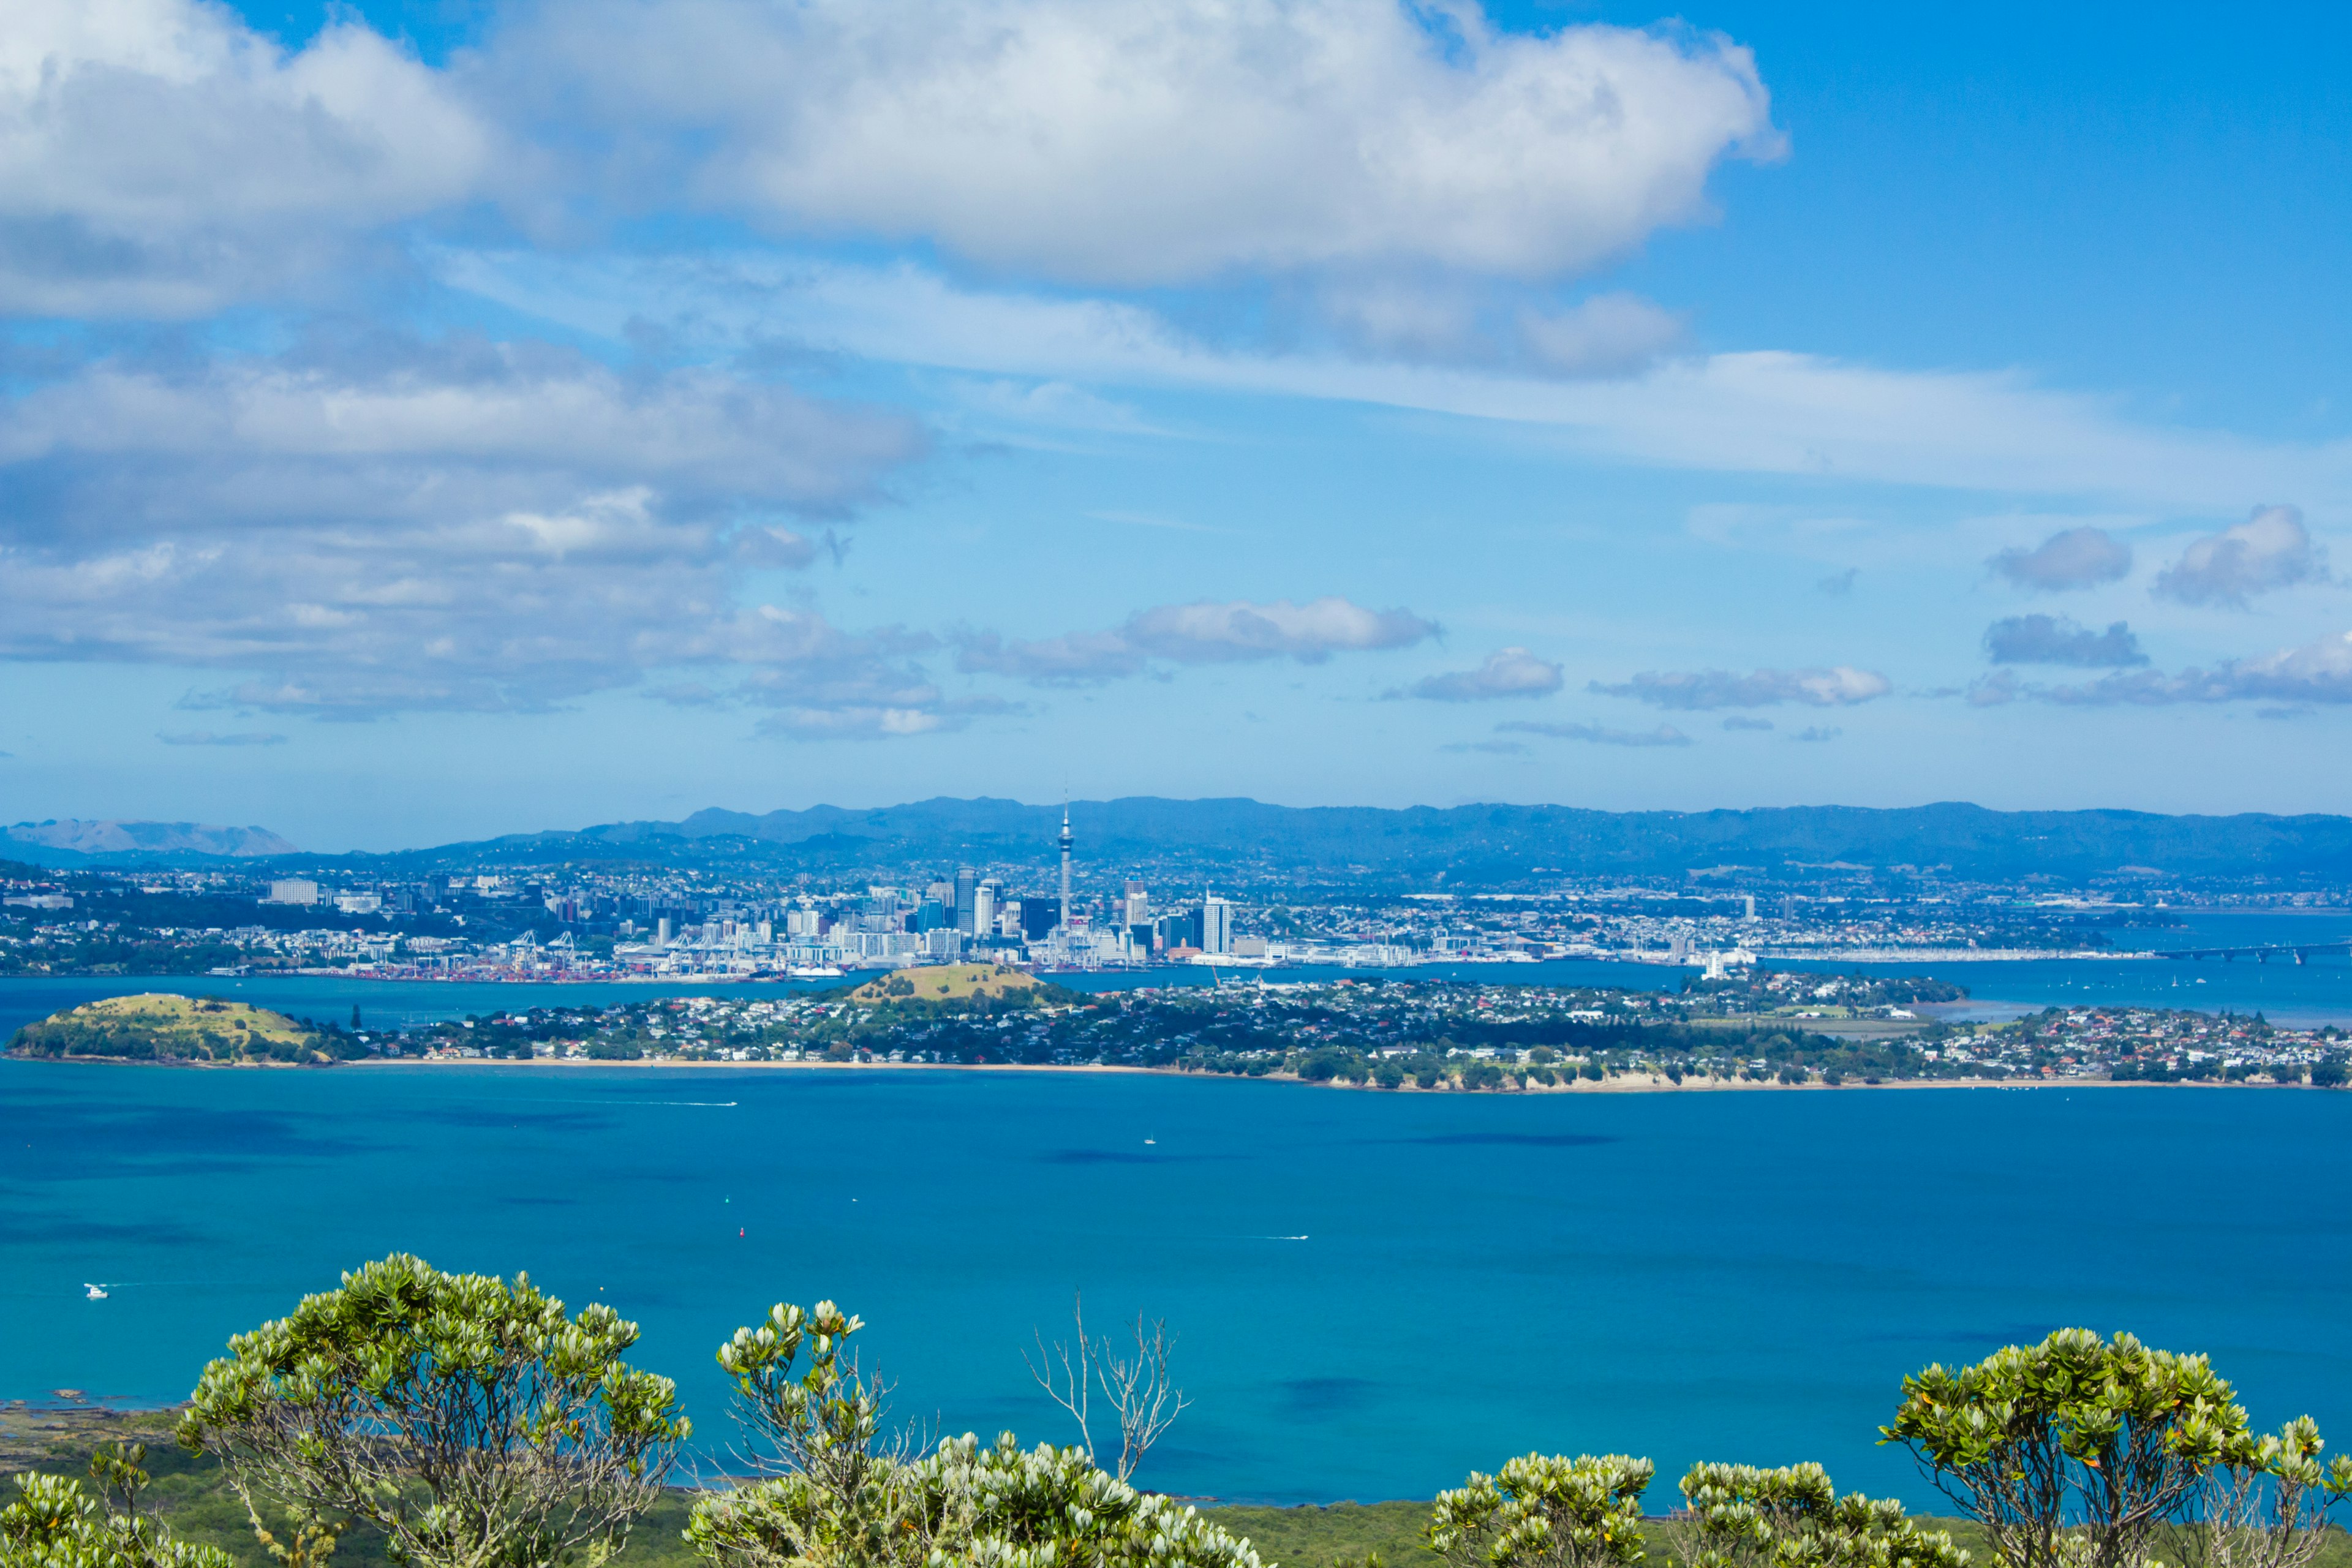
xmin=2 ymin=0 xmax=2348 ymax=850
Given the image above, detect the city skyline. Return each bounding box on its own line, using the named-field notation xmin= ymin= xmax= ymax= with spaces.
xmin=4 ymin=0 xmax=2350 ymax=850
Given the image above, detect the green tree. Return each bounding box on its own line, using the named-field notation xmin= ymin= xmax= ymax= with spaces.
xmin=687 ymin=1305 xmax=1257 ymax=1568
xmin=694 ymin=1302 xmax=905 ymax=1566
xmin=1 ymin=1446 xmax=235 ymax=1568
xmin=1668 ymin=1461 xmax=1968 ymax=1568
xmin=1428 ymin=1453 xmax=1653 ymax=1568
xmin=2174 ymin=1417 xmax=2352 ymax=1568
xmin=1880 ymin=1329 xmax=2247 ymax=1568
xmin=179 ymin=1254 xmax=687 ymax=1568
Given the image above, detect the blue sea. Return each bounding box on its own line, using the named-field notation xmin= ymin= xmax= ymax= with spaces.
xmin=5 ymin=1055 xmax=2350 ymax=1509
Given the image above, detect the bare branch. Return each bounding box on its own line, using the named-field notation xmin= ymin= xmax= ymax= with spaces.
xmin=1022 ymin=1291 xmax=1096 ymax=1463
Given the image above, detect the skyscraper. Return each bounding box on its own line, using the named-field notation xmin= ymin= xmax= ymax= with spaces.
xmin=1200 ymin=890 xmax=1232 ymax=956
xmin=1123 ymin=880 xmax=1148 ymax=927
xmin=954 ymin=866 xmax=977 ymax=934
xmin=974 ymin=878 xmax=998 ymax=938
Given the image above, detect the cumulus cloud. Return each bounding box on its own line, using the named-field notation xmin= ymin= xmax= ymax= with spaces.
xmin=1588 ymin=665 xmax=1890 ymax=710
xmin=0 ymin=339 xmax=943 ymax=723
xmin=2154 ymin=505 xmax=2328 ymax=608
xmin=0 ymin=0 xmax=495 ymax=315
xmin=959 ymin=597 xmax=1437 ymax=685
xmin=1398 ymin=647 xmax=1563 ymax=702
xmin=1496 ymin=720 xmax=1689 ymax=747
xmin=2033 ymin=630 xmax=2352 ymax=707
xmin=511 ymin=0 xmax=1778 ymax=285
xmin=159 ymin=730 xmax=285 ymax=746
xmin=1987 ymin=526 xmax=2133 ymax=592
xmin=1983 ymin=614 xmax=2147 ymax=668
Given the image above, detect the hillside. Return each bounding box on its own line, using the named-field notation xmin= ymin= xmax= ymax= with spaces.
xmin=378 ymin=797 xmax=2352 ymax=886
xmin=849 ymin=962 xmax=1044 ymax=1004
xmin=7 ymin=993 xmax=353 ymax=1065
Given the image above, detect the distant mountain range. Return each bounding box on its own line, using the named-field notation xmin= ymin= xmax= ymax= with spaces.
xmin=6 ymin=819 xmax=298 ymax=863
xmin=12 ymin=800 xmax=2352 ymax=884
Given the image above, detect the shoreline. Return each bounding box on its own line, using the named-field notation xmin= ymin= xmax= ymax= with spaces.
xmin=2 ymin=1050 xmax=2321 ymax=1093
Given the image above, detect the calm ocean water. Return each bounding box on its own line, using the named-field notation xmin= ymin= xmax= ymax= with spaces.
xmin=5 ymin=1058 xmax=2348 ymax=1508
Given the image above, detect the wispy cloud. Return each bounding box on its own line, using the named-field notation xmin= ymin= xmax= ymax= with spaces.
xmin=1967 ymin=630 xmax=2352 ymax=707
xmin=443 ymin=251 xmax=2352 ymax=509
xmin=1589 ymin=666 xmax=1890 ymax=710
xmin=1395 ymin=647 xmax=1564 ymax=703
xmin=159 ymin=731 xmax=287 ymax=747
xmin=958 ymin=598 xmax=1438 ymax=686
xmin=1497 ymin=720 xmax=1691 ymax=747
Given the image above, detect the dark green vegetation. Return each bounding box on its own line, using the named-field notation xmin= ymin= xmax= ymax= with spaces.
xmin=7 ymin=995 xmax=366 ymax=1065
xmin=13 ymin=1281 xmax=2352 ymax=1568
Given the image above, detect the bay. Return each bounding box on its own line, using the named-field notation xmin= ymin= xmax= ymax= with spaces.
xmin=4 ymin=1057 xmax=2348 ymax=1509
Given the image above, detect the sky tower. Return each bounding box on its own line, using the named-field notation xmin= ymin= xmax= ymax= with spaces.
xmin=1058 ymin=805 xmax=1073 ymax=948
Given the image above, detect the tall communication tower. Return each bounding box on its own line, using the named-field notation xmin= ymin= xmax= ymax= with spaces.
xmin=1058 ymin=805 xmax=1073 ymax=948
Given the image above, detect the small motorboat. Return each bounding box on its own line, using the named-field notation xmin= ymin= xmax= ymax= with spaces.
xmin=84 ymin=1284 xmax=108 ymax=1300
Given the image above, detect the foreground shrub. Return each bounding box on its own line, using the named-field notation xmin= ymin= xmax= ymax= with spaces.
xmin=0 ymin=1447 xmax=233 ymax=1568
xmin=688 ymin=1300 xmax=1256 ymax=1568
xmin=1428 ymin=1452 xmax=1653 ymax=1568
xmin=179 ymin=1254 xmax=687 ymax=1568
xmin=1670 ymin=1461 xmax=1967 ymax=1568
xmin=1882 ymin=1328 xmax=2350 ymax=1568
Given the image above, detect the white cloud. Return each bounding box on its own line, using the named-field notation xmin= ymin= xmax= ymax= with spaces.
xmin=1988 ymin=526 xmax=2133 ymax=592
xmin=1589 ymin=665 xmax=1890 ymax=710
xmin=444 ymin=251 xmax=2352 ymax=509
xmin=0 ymin=0 xmax=493 ymax=314
xmin=511 ymin=0 xmax=1777 ymax=285
xmin=2031 ymin=630 xmax=2352 ymax=707
xmin=1398 ymin=647 xmax=1563 ymax=701
xmin=2153 ymin=505 xmax=2329 ymax=608
xmin=958 ymin=597 xmax=1437 ymax=685
xmin=0 ymin=342 xmax=937 ymax=720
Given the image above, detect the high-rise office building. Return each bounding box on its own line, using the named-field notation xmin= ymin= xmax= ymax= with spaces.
xmin=1123 ymin=880 xmax=1148 ymax=927
xmin=954 ymin=866 xmax=978 ymax=933
xmin=974 ymin=878 xmax=998 ymax=938
xmin=1201 ymin=892 xmax=1232 ymax=956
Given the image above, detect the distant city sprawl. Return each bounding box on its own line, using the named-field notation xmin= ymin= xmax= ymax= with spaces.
xmin=2 ymin=837 xmax=2341 ymax=983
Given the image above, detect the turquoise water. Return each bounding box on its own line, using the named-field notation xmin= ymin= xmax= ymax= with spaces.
xmin=6 ymin=1058 xmax=2349 ymax=1508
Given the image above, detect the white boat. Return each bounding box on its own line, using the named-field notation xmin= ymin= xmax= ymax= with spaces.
xmin=788 ymin=965 xmax=845 ymax=979
xmin=84 ymin=1284 xmax=107 ymax=1300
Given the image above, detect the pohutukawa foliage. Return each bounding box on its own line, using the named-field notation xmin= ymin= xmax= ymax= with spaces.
xmin=0 ymin=1445 xmax=233 ymax=1568
xmin=1427 ymin=1453 xmax=1654 ymax=1568
xmin=1669 ymin=1461 xmax=1968 ymax=1568
xmin=1881 ymin=1329 xmax=2350 ymax=1568
xmin=686 ymin=1300 xmax=1258 ymax=1568
xmin=178 ymin=1254 xmax=688 ymax=1568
